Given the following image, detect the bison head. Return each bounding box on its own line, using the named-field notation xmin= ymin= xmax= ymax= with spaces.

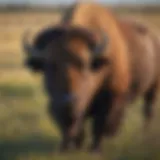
xmin=22 ymin=25 xmax=110 ymax=150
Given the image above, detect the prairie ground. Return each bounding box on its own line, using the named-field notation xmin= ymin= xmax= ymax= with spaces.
xmin=0 ymin=9 xmax=160 ymax=160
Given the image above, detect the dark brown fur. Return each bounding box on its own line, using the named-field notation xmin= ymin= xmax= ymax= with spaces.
xmin=60 ymin=3 xmax=160 ymax=152
xmin=24 ymin=2 xmax=160 ymax=153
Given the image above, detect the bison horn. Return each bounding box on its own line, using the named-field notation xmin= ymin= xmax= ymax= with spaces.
xmin=22 ymin=30 xmax=44 ymax=59
xmin=93 ymin=30 xmax=108 ymax=56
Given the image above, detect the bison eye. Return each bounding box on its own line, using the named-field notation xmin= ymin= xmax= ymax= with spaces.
xmin=90 ymin=57 xmax=110 ymax=71
xmin=67 ymin=53 xmax=85 ymax=71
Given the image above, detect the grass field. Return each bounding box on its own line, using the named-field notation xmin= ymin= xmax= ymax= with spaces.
xmin=0 ymin=10 xmax=160 ymax=160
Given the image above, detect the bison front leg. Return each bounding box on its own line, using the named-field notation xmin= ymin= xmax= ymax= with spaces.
xmin=59 ymin=129 xmax=84 ymax=152
xmin=67 ymin=117 xmax=86 ymax=151
xmin=105 ymin=95 xmax=126 ymax=136
xmin=89 ymin=113 xmax=106 ymax=153
xmin=74 ymin=128 xmax=85 ymax=149
xmin=48 ymin=102 xmax=72 ymax=152
xmin=59 ymin=134 xmax=71 ymax=152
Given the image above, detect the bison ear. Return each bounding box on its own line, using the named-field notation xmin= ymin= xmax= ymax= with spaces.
xmin=91 ymin=57 xmax=110 ymax=71
xmin=25 ymin=57 xmax=45 ymax=72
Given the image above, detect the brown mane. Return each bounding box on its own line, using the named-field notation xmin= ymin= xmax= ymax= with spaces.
xmin=62 ymin=3 xmax=130 ymax=94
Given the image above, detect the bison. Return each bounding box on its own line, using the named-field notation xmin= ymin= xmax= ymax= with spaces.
xmin=22 ymin=2 xmax=160 ymax=153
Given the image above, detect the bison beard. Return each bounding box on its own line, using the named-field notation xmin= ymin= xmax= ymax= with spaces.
xmin=22 ymin=2 xmax=160 ymax=154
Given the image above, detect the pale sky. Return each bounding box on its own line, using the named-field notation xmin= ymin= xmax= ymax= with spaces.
xmin=0 ymin=0 xmax=159 ymax=5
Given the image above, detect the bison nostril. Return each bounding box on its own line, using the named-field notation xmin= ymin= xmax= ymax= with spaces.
xmin=62 ymin=94 xmax=76 ymax=103
xmin=53 ymin=94 xmax=76 ymax=106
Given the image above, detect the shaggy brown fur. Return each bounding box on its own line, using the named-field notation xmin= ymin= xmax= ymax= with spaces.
xmin=24 ymin=2 xmax=160 ymax=153
xmin=60 ymin=3 xmax=160 ymax=152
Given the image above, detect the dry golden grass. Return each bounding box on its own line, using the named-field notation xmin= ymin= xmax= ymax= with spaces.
xmin=0 ymin=12 xmax=61 ymax=87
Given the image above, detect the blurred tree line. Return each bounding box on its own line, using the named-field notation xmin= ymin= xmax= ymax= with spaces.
xmin=0 ymin=3 xmax=160 ymax=13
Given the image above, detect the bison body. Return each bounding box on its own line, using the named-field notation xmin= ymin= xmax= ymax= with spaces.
xmin=23 ymin=2 xmax=160 ymax=153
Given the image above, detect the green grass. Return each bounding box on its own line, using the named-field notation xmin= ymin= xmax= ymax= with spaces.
xmin=0 ymin=83 xmax=35 ymax=97
xmin=0 ymin=10 xmax=160 ymax=160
